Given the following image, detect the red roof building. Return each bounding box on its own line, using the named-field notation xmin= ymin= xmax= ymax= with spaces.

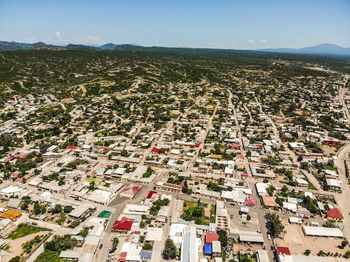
xmin=276 ymin=246 xmax=291 ymax=256
xmin=67 ymin=145 xmax=78 ymax=150
xmin=151 ymin=147 xmax=169 ymax=154
xmin=241 ymin=172 xmax=249 ymax=177
xmin=205 ymin=232 xmax=219 ymax=244
xmin=120 ymin=252 xmax=127 ymax=262
xmin=231 ymin=144 xmax=240 ymax=150
xmin=113 ymin=217 xmax=133 ymax=232
xmin=327 ymin=208 xmax=343 ymax=220
xmin=146 ymin=191 xmax=157 ymax=199
xmin=244 ymin=197 xmax=256 ymax=207
xmin=262 ymin=196 xmax=277 ymax=208
xmin=119 ymin=184 xmax=143 ymax=199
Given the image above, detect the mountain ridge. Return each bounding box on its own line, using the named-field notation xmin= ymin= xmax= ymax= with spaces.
xmin=0 ymin=41 xmax=350 ymax=56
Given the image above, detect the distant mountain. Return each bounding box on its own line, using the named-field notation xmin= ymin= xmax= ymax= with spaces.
xmin=0 ymin=41 xmax=33 ymax=51
xmin=1 ymin=41 xmax=350 ymax=57
xmin=261 ymin=43 xmax=350 ymax=56
xmin=65 ymin=43 xmax=96 ymax=50
xmin=100 ymin=43 xmax=118 ymax=50
xmin=0 ymin=41 xmax=65 ymax=51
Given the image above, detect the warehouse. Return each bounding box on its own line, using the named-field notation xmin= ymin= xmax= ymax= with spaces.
xmin=302 ymin=225 xmax=344 ymax=238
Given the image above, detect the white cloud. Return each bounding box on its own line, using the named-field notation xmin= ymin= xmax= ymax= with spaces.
xmin=248 ymin=39 xmax=254 ymax=44
xmin=260 ymin=39 xmax=267 ymax=43
xmin=55 ymin=31 xmax=62 ymax=42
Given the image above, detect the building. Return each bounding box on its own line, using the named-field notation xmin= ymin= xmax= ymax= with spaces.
xmin=119 ymin=184 xmax=143 ymax=199
xmin=302 ymin=225 xmax=344 ymax=238
xmin=181 ymin=226 xmax=199 ymax=262
xmin=326 ymin=208 xmax=343 ymax=220
xmin=112 ymin=217 xmax=133 ymax=232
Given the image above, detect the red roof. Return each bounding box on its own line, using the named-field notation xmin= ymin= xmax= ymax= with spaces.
xmin=151 ymin=147 xmax=161 ymax=153
xmin=205 ymin=232 xmax=219 ymax=244
xmin=327 ymin=208 xmax=343 ymax=219
xmin=113 ymin=217 xmax=133 ymax=231
xmin=276 ymin=246 xmax=291 ymax=256
xmin=120 ymin=252 xmax=127 ymax=262
xmin=120 ymin=184 xmax=143 ymax=198
xmin=231 ymin=144 xmax=240 ymax=149
xmin=244 ymin=198 xmax=256 ymax=206
xmin=151 ymin=147 xmax=169 ymax=153
xmin=15 ymin=154 xmax=28 ymax=159
xmin=67 ymin=145 xmax=78 ymax=149
xmin=10 ymin=172 xmax=18 ymax=178
xmin=241 ymin=172 xmax=248 ymax=177
xmin=146 ymin=191 xmax=157 ymax=199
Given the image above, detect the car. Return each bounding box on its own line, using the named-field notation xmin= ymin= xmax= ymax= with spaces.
xmin=267 ymin=234 xmax=271 ymax=240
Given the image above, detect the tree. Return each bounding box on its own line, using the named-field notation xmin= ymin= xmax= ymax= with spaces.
xmin=88 ymin=181 xmax=96 ymax=191
xmin=217 ymin=229 xmax=228 ymax=247
xmin=63 ymin=205 xmax=73 ymax=213
xmin=143 ymin=242 xmax=153 ymax=250
xmin=79 ymin=227 xmax=89 ymax=238
xmin=265 ymin=212 xmax=284 ymax=238
xmin=110 ymin=237 xmax=119 ymax=253
xmin=304 ymin=249 xmax=311 ymax=256
xmin=44 ymin=235 xmax=77 ymax=251
xmin=9 ymin=257 xmax=20 ymax=262
xmin=50 ymin=204 xmax=62 ymax=214
xmin=340 ymin=240 xmax=348 ymax=249
xmin=33 ymin=202 xmax=46 ymax=215
xmin=162 ymin=239 xmax=177 ymax=260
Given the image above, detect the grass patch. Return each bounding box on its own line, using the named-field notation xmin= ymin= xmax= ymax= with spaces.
xmin=308 ymin=181 xmax=317 ymax=190
xmin=8 ymin=223 xmax=49 ymax=240
xmin=181 ymin=201 xmax=210 ymax=225
xmin=85 ymin=177 xmax=100 ymax=184
xmin=184 ymin=201 xmax=197 ymax=210
xmin=35 ymin=250 xmax=64 ymax=262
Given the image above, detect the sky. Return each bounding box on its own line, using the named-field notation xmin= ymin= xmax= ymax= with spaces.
xmin=0 ymin=0 xmax=350 ymax=49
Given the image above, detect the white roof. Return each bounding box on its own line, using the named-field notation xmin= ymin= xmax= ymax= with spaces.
xmin=255 ymin=183 xmax=268 ymax=196
xmin=59 ymin=251 xmax=81 ymax=259
xmin=257 ymin=249 xmax=270 ymax=262
xmin=302 ymin=226 xmax=344 ymax=238
xmin=0 ymin=186 xmax=23 ymax=194
xmin=283 ymin=202 xmax=297 ymax=212
xmin=145 ymin=227 xmax=163 ymax=241
xmin=239 ymin=233 xmax=264 ymax=243
xmin=288 ymin=217 xmax=302 ymax=224
xmin=326 ymin=179 xmax=342 ymax=188
xmin=212 ymin=241 xmax=221 ymax=253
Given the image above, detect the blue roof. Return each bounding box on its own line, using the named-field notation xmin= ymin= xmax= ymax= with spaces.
xmin=204 ymin=243 xmax=212 ymax=255
xmin=140 ymin=250 xmax=152 ymax=259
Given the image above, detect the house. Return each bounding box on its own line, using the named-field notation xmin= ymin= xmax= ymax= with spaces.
xmin=326 ymin=208 xmax=343 ymax=220
xmin=112 ymin=217 xmax=133 ymax=232
xmin=205 ymin=232 xmax=219 ymax=244
xmin=119 ymin=184 xmax=143 ymax=199
xmin=262 ymin=196 xmax=277 ymax=208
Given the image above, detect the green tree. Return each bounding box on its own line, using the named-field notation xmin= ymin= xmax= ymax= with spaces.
xmin=63 ymin=205 xmax=73 ymax=213
xmin=162 ymin=239 xmax=178 ymax=260
xmin=265 ymin=212 xmax=284 ymax=238
xmin=217 ymin=229 xmax=228 ymax=247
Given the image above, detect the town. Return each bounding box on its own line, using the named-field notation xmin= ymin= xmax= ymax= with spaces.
xmin=0 ymin=49 xmax=350 ymax=262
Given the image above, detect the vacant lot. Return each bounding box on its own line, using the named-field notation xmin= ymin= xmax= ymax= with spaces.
xmin=275 ymin=222 xmax=345 ymax=256
xmin=8 ymin=223 xmax=49 ymax=240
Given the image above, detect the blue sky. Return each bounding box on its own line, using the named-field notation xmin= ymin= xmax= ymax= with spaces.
xmin=0 ymin=0 xmax=349 ymax=49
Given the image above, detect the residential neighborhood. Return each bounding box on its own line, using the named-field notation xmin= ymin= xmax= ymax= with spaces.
xmin=0 ymin=41 xmax=350 ymax=262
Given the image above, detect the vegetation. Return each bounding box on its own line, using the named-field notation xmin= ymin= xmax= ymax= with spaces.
xmin=8 ymin=223 xmax=49 ymax=240
xmin=265 ymin=212 xmax=284 ymax=238
xmin=162 ymin=239 xmax=178 ymax=260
